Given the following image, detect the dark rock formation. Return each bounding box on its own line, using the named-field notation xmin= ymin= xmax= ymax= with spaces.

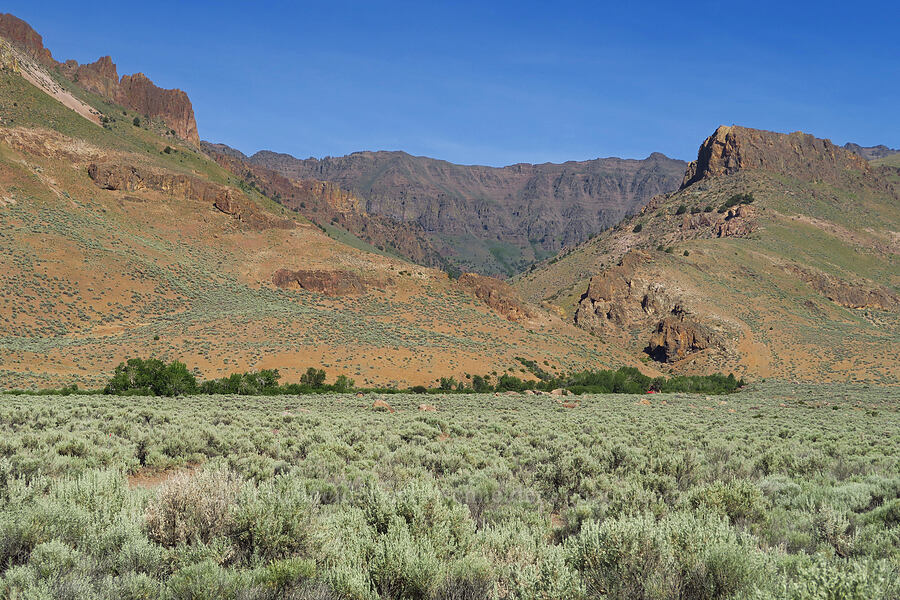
xmin=682 ymin=125 xmax=871 ymax=189
xmin=645 ymin=308 xmax=721 ymax=362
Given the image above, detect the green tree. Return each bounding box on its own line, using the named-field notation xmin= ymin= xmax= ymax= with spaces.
xmin=333 ymin=375 xmax=355 ymax=392
xmin=300 ymin=367 xmax=326 ymax=388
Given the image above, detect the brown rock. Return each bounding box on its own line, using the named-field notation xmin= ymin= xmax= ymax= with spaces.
xmin=0 ymin=15 xmax=199 ymax=142
xmin=87 ymin=162 xmax=293 ymax=230
xmin=645 ymin=308 xmax=722 ymax=362
xmin=271 ymin=268 xmax=366 ymax=296
xmin=682 ymin=125 xmax=871 ymax=189
xmin=116 ymin=73 xmax=199 ymax=142
xmin=0 ymin=13 xmax=54 ymax=66
xmin=786 ymin=265 xmax=899 ymax=311
xmin=372 ymin=399 xmax=394 ymax=413
xmin=714 ymin=205 xmax=758 ymax=238
xmin=457 ymin=272 xmax=536 ymax=322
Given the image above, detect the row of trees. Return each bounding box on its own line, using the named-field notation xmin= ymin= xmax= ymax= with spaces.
xmin=433 ymin=367 xmax=744 ymax=396
xmin=10 ymin=359 xmax=742 ymax=398
xmin=102 ymin=360 xmax=355 ymax=397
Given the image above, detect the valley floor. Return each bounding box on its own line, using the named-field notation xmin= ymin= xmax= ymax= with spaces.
xmin=1 ymin=382 xmax=899 ymax=599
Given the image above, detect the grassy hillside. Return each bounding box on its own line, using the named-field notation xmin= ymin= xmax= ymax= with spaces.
xmin=515 ymin=134 xmax=900 ymax=384
xmin=0 ymin=60 xmax=640 ymax=390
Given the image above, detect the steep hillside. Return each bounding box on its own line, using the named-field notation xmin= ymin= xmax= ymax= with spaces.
xmin=245 ymin=147 xmax=686 ymax=276
xmin=201 ymin=142 xmax=448 ymax=269
xmin=0 ymin=13 xmax=198 ymax=142
xmin=0 ymin=30 xmax=641 ymax=390
xmin=516 ymin=125 xmax=900 ymax=383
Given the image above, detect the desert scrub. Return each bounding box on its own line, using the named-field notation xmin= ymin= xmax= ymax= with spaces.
xmin=0 ymin=382 xmax=898 ymax=598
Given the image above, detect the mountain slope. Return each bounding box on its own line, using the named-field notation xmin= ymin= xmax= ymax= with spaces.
xmin=516 ymin=125 xmax=900 ymax=383
xmin=0 ymin=25 xmax=642 ymax=389
xmin=0 ymin=13 xmax=198 ymax=142
xmin=245 ymin=148 xmax=686 ymax=276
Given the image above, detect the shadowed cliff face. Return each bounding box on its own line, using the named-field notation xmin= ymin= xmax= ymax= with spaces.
xmin=244 ymin=149 xmax=685 ymax=275
xmin=0 ymin=14 xmax=199 ymax=143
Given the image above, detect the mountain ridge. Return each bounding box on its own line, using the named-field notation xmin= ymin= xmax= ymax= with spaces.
xmin=243 ymin=145 xmax=686 ymax=275
xmin=0 ymin=13 xmax=198 ymax=142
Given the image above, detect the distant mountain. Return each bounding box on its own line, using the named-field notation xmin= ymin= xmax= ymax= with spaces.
xmin=843 ymin=142 xmax=900 ymax=161
xmin=0 ymin=13 xmax=198 ymax=141
xmin=517 ymin=125 xmax=900 ymax=383
xmin=244 ymin=149 xmax=686 ymax=276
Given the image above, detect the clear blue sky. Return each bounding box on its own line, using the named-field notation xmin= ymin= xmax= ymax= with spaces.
xmin=6 ymin=1 xmax=899 ymax=166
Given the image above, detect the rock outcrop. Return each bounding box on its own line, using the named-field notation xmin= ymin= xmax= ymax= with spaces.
xmin=575 ymin=251 xmax=726 ymax=362
xmin=714 ymin=205 xmax=757 ymax=238
xmin=682 ymin=125 xmax=871 ymax=189
xmin=0 ymin=15 xmax=199 ymax=142
xmin=0 ymin=13 xmax=54 ymax=66
xmin=87 ymin=162 xmax=293 ymax=230
xmin=202 ymin=142 xmax=447 ymax=268
xmin=272 ymin=269 xmax=366 ymax=295
xmin=645 ymin=308 xmax=721 ymax=362
xmin=116 ymin=73 xmax=198 ymax=142
xmin=786 ymin=266 xmax=899 ymax=311
xmin=457 ymin=272 xmax=536 ymax=322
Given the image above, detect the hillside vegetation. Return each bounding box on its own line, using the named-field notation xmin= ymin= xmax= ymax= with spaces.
xmin=0 ymin=41 xmax=639 ymax=390
xmin=516 ymin=126 xmax=900 ymax=383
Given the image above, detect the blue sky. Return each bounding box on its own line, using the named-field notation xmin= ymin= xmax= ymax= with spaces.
xmin=6 ymin=1 xmax=899 ymax=165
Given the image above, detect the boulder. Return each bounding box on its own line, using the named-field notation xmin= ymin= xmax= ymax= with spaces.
xmin=372 ymin=399 xmax=394 ymax=413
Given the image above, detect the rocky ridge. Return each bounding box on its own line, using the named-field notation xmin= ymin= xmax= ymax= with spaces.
xmin=0 ymin=14 xmax=199 ymax=142
xmin=682 ymin=125 xmax=872 ymax=189
xmin=87 ymin=162 xmax=294 ymax=230
xmin=245 ymin=148 xmax=686 ymax=275
xmin=202 ymin=142 xmax=447 ymax=268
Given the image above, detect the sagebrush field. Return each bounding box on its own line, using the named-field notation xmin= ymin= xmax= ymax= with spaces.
xmin=1 ymin=381 xmax=898 ymax=599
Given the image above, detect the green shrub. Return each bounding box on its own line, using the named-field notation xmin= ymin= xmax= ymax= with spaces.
xmin=687 ymin=480 xmax=767 ymax=526
xmin=633 ymin=223 xmax=643 ymax=233
xmin=568 ymin=511 xmax=764 ymax=600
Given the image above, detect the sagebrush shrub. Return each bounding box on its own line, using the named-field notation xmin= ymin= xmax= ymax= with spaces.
xmin=145 ymin=467 xmax=240 ymax=547
xmin=568 ymin=511 xmax=764 ymax=600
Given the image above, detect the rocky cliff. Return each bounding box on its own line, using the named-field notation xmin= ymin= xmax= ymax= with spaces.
xmin=0 ymin=13 xmax=54 ymax=66
xmin=0 ymin=15 xmax=199 ymax=142
xmin=245 ymin=148 xmax=686 ymax=275
xmin=682 ymin=125 xmax=871 ymax=189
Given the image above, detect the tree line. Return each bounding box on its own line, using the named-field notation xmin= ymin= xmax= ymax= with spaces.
xmin=3 ymin=358 xmax=745 ymax=397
